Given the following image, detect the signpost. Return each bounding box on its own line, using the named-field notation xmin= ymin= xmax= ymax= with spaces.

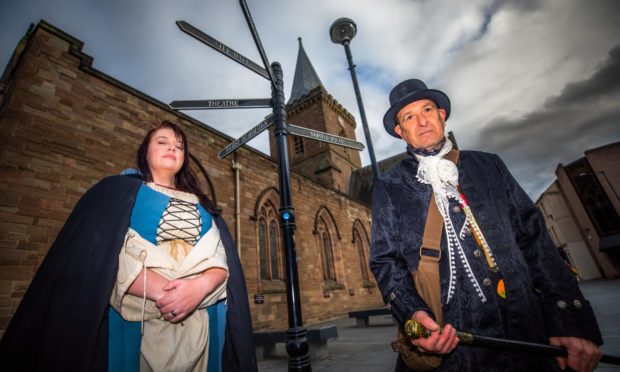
xmin=218 ymin=115 xmax=274 ymax=159
xmin=176 ymin=20 xmax=270 ymax=81
xmin=171 ymin=2 xmax=365 ymax=370
xmin=170 ymin=98 xmax=271 ymax=110
xmin=287 ymin=124 xmax=364 ymax=151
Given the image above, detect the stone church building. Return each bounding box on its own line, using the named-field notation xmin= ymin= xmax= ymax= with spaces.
xmin=0 ymin=21 xmax=384 ymax=336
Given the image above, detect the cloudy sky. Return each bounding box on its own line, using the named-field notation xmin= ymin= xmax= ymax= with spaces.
xmin=2 ymin=0 xmax=619 ymax=199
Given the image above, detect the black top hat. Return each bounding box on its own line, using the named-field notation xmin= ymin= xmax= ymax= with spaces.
xmin=383 ymin=79 xmax=451 ymax=138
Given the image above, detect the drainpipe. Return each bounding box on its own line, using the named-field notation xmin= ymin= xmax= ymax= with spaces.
xmin=232 ymin=154 xmax=242 ymax=257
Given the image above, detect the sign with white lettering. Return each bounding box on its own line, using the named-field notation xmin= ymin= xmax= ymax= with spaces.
xmin=218 ymin=115 xmax=275 ymax=159
xmin=177 ymin=21 xmax=270 ymax=80
xmin=287 ymin=124 xmax=364 ymax=151
xmin=170 ymin=98 xmax=271 ymax=110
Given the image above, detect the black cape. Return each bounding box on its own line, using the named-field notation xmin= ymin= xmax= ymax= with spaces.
xmin=0 ymin=175 xmax=257 ymax=372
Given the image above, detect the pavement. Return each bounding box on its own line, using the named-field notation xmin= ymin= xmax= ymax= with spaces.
xmin=258 ymin=279 xmax=620 ymax=371
xmin=580 ymin=279 xmax=620 ymax=371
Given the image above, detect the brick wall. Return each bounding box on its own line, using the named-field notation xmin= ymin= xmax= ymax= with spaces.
xmin=0 ymin=21 xmax=383 ymax=336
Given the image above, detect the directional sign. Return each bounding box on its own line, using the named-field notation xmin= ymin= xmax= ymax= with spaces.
xmin=177 ymin=20 xmax=270 ymax=81
xmin=287 ymin=124 xmax=365 ymax=151
xmin=218 ymin=115 xmax=275 ymax=159
xmin=170 ymin=98 xmax=271 ymax=110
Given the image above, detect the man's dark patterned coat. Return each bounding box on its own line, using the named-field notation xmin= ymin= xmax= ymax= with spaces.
xmin=370 ymin=150 xmax=602 ymax=371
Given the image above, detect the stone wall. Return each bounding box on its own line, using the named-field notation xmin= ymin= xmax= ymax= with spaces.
xmin=0 ymin=21 xmax=383 ymax=336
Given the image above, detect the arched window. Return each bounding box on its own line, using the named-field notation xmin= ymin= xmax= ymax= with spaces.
xmin=353 ymin=220 xmax=371 ymax=282
xmin=254 ymin=188 xmax=283 ymax=281
xmin=315 ymin=207 xmax=340 ymax=282
xmin=294 ymin=135 xmax=305 ymax=156
xmin=317 ymin=219 xmax=335 ymax=281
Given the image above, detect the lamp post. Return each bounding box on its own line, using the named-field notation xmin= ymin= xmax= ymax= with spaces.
xmin=330 ymin=18 xmax=380 ymax=179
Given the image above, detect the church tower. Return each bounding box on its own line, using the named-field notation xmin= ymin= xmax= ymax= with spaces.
xmin=269 ymin=38 xmax=361 ymax=192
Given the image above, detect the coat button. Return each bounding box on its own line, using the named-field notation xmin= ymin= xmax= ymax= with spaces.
xmin=386 ymin=303 xmax=392 ymax=310
xmin=573 ymin=299 xmax=582 ymax=309
xmin=451 ymin=205 xmax=462 ymax=213
xmin=473 ymin=250 xmax=481 ymax=258
xmin=482 ymin=278 xmax=491 ymax=286
xmin=556 ymin=300 xmax=567 ymax=309
xmin=390 ymin=292 xmax=396 ymax=300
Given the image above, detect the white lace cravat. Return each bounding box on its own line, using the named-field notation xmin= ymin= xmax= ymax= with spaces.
xmin=414 ymin=138 xmax=487 ymax=304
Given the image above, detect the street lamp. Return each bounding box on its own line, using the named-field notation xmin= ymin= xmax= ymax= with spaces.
xmin=330 ymin=18 xmax=380 ymax=179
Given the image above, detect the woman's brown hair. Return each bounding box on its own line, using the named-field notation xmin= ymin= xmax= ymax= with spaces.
xmin=136 ymin=120 xmax=219 ymax=215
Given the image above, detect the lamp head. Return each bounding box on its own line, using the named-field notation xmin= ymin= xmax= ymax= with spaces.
xmin=330 ymin=17 xmax=357 ymax=45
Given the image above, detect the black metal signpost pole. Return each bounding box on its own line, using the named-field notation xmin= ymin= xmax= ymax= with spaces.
xmin=237 ymin=0 xmax=312 ymax=367
xmin=270 ymin=62 xmax=311 ymax=371
xmin=174 ymin=4 xmax=362 ymax=370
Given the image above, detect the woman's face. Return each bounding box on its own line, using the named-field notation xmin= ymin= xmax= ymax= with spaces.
xmin=146 ymin=127 xmax=185 ymax=179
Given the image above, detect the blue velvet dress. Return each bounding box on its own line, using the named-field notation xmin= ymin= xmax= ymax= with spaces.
xmin=108 ymin=183 xmax=227 ymax=372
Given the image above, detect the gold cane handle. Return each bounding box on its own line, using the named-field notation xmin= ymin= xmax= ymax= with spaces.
xmin=403 ymin=319 xmax=432 ymax=339
xmin=404 ymin=320 xmax=473 ymax=344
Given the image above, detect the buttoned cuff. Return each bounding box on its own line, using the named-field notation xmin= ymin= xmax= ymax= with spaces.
xmin=542 ymin=296 xmax=603 ymax=345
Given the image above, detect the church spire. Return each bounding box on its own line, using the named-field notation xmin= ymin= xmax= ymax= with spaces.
xmin=288 ymin=37 xmax=323 ymax=104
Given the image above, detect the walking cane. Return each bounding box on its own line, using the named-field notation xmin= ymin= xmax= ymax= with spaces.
xmin=404 ymin=320 xmax=620 ymax=366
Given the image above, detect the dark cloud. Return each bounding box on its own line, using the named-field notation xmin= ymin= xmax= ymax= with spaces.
xmin=545 ymin=45 xmax=620 ymax=109
xmin=475 ymin=45 xmax=620 ymax=198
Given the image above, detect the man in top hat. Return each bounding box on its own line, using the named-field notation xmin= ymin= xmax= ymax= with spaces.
xmin=369 ymin=79 xmax=603 ymax=371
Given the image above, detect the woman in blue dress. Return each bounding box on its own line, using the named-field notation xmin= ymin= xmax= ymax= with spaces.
xmin=109 ymin=121 xmax=234 ymax=371
xmin=0 ymin=121 xmax=257 ymax=372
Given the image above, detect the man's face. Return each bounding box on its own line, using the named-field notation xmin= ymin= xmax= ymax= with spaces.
xmin=394 ymin=99 xmax=446 ymax=151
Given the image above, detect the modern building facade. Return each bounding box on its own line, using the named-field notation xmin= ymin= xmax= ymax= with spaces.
xmin=536 ymin=142 xmax=620 ymax=279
